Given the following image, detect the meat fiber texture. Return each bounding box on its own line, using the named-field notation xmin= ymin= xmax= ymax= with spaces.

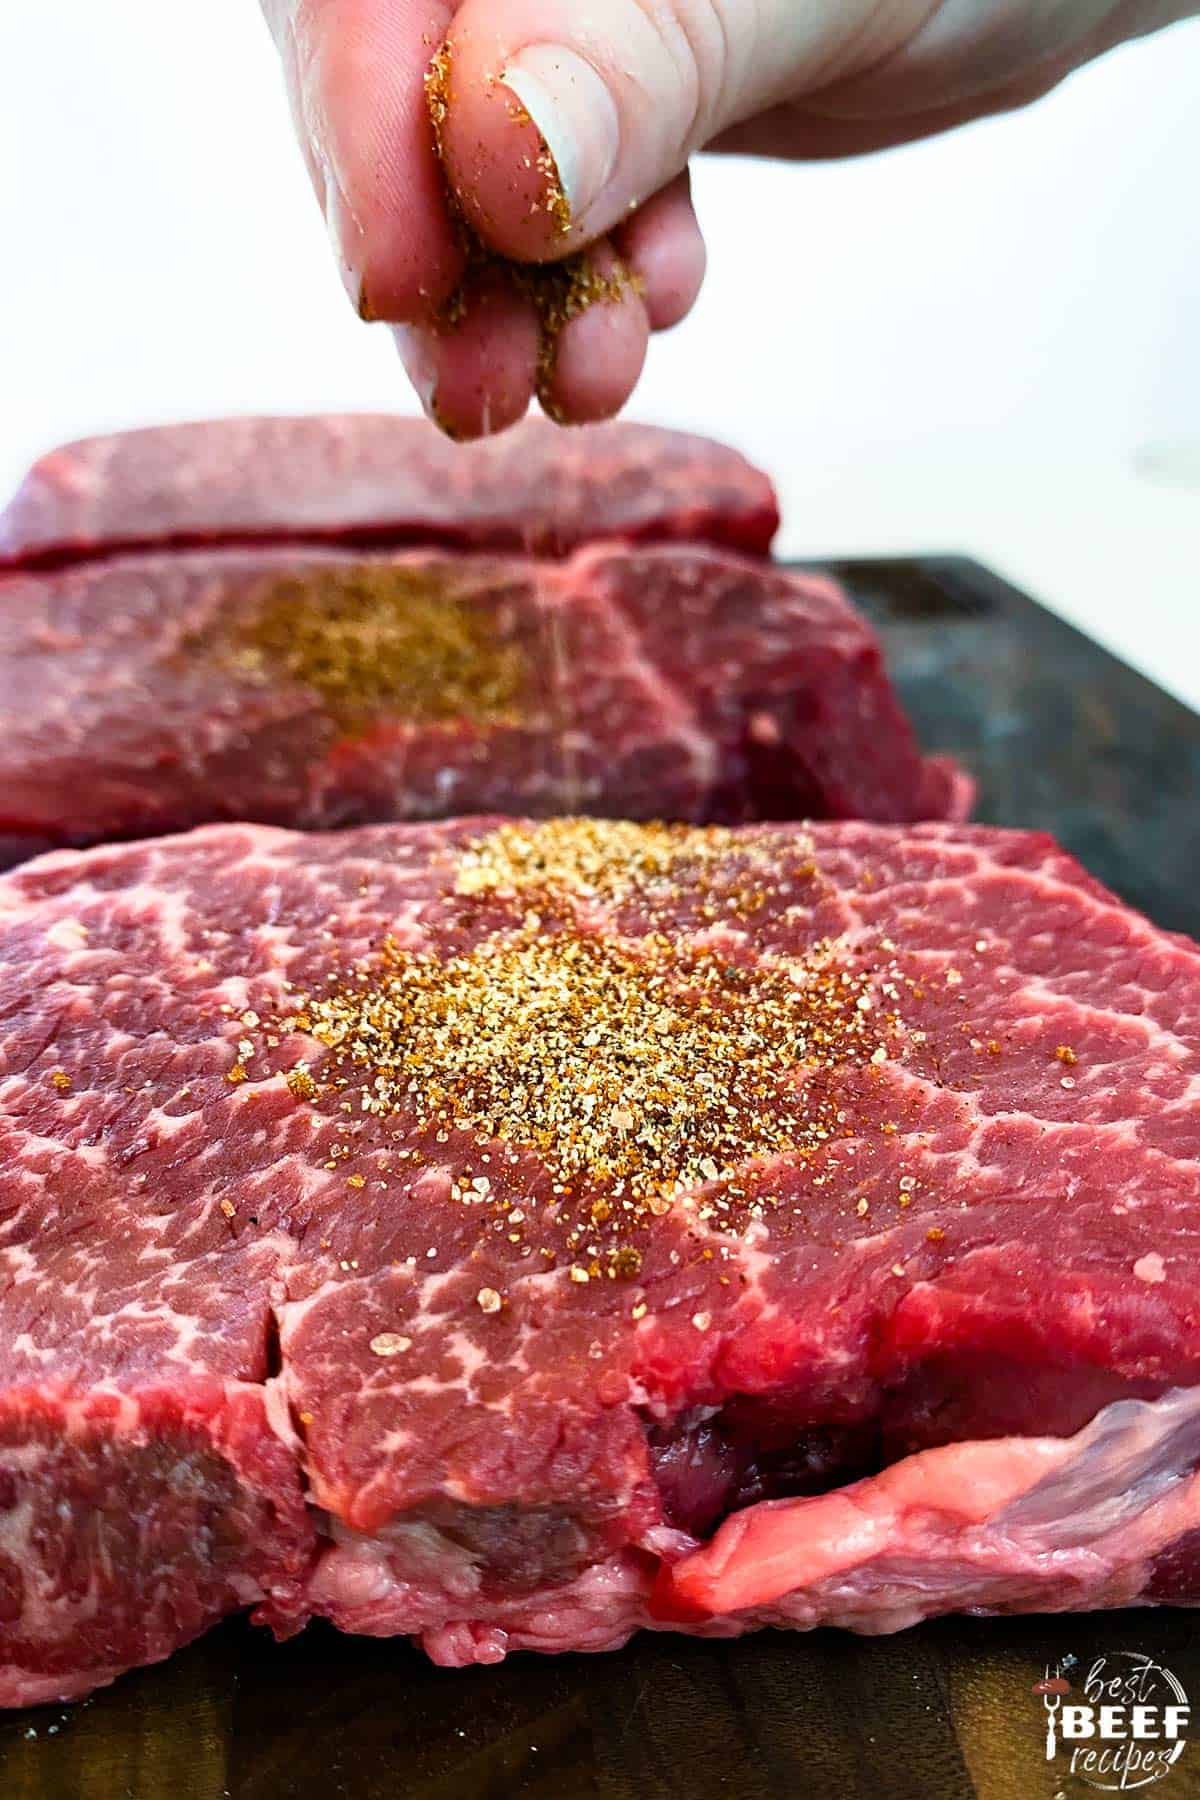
xmin=0 ymin=415 xmax=780 ymax=569
xmin=1 ymin=815 xmax=1198 ymax=1707
xmin=0 ymin=415 xmax=969 ymax=867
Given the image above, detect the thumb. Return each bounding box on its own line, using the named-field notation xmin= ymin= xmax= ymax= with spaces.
xmin=438 ymin=0 xmax=877 ymax=261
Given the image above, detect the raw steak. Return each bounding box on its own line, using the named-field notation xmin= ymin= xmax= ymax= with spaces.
xmin=0 ymin=543 xmax=969 ymax=863
xmin=1 ymin=815 xmax=1198 ymax=1708
xmin=0 ymin=415 xmax=779 ymax=570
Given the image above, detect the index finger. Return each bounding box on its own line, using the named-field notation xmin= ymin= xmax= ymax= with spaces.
xmin=262 ymin=0 xmax=465 ymax=322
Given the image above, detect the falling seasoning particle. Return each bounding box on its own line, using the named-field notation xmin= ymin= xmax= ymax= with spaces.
xmin=226 ymin=1062 xmax=248 ymax=1085
xmin=370 ymin=1332 xmax=412 ymax=1357
xmin=50 ymin=1069 xmax=72 ymax=1092
xmin=476 ymin=1287 xmax=502 ymax=1314
xmin=219 ymin=1199 xmax=236 ymax=1219
xmin=299 ymin=1411 xmax=315 ymax=1426
xmin=692 ymin=1311 xmax=712 ymax=1332
xmin=870 ymin=1046 xmax=888 ymax=1066
xmin=891 ymin=1263 xmax=906 ymax=1278
xmin=855 ymin=1198 xmax=869 ymax=1217
xmin=1055 ymin=1044 xmax=1078 ymax=1066
xmin=347 ymin=1173 xmax=366 ymax=1189
xmin=631 ymin=1301 xmax=648 ymax=1321
xmin=926 ymin=1227 xmax=946 ymax=1243
xmin=569 ymin=1265 xmax=590 ymax=1284
xmin=1060 ymin=1076 xmax=1076 ymax=1091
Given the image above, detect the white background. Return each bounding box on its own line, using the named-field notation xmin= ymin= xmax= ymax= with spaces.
xmin=1 ymin=4 xmax=1197 ymax=699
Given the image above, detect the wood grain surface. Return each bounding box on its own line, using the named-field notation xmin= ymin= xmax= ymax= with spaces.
xmin=4 ymin=556 xmax=1198 ymax=1800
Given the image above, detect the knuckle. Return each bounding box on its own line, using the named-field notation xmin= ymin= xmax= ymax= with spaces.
xmin=632 ymin=0 xmax=738 ymax=150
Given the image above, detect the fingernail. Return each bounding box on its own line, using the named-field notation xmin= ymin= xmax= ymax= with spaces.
xmin=325 ymin=179 xmax=369 ymax=314
xmin=392 ymin=325 xmax=439 ymax=416
xmin=502 ymin=45 xmax=619 ymax=229
xmin=392 ymin=326 xmax=479 ymax=441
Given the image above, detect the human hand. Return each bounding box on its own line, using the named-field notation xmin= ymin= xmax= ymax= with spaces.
xmin=261 ymin=0 xmax=1191 ymax=438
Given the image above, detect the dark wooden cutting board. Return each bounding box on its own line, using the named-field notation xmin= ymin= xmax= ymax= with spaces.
xmin=4 ymin=556 xmax=1199 ymax=1800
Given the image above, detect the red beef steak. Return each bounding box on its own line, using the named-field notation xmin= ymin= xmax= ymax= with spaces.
xmin=0 ymin=415 xmax=779 ymax=570
xmin=0 ymin=416 xmax=969 ymax=865
xmin=1 ymin=816 xmax=1197 ymax=1706
xmin=0 ymin=542 xmax=968 ymax=863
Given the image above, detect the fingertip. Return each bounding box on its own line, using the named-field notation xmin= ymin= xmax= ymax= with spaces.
xmin=394 ymin=269 xmax=539 ymax=440
xmin=539 ymin=260 xmax=650 ymax=426
xmin=344 ymin=183 xmax=466 ymax=327
xmin=435 ymin=35 xmax=558 ymax=262
xmin=614 ymin=175 xmax=708 ymax=332
xmin=301 ymin=1 xmax=466 ymax=324
xmin=438 ymin=16 xmax=615 ymax=262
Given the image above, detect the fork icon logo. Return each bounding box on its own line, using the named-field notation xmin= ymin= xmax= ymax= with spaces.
xmin=1041 ymin=1664 xmax=1067 ymax=1760
xmin=1033 ymin=1652 xmax=1190 ymax=1790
